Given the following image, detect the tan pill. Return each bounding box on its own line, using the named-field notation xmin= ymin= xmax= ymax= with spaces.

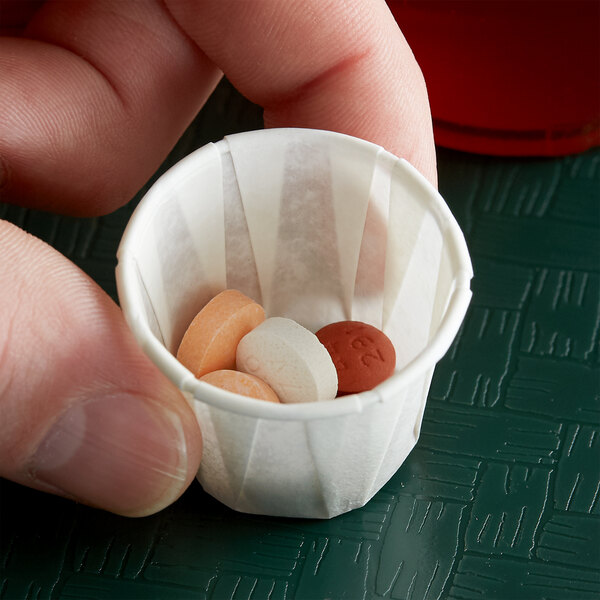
xmin=177 ymin=289 xmax=265 ymax=378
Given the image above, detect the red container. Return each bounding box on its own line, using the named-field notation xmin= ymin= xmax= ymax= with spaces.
xmin=387 ymin=0 xmax=600 ymax=156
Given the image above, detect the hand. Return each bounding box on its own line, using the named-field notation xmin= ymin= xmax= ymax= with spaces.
xmin=0 ymin=0 xmax=436 ymax=516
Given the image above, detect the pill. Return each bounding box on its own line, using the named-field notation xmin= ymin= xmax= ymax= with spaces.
xmin=177 ymin=289 xmax=265 ymax=378
xmin=237 ymin=317 xmax=338 ymax=403
xmin=199 ymin=370 xmax=280 ymax=403
xmin=315 ymin=321 xmax=396 ymax=394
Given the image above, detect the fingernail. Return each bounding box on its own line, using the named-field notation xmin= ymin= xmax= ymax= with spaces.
xmin=30 ymin=394 xmax=188 ymax=516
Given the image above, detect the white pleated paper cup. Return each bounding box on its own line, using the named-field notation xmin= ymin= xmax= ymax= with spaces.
xmin=116 ymin=128 xmax=473 ymax=519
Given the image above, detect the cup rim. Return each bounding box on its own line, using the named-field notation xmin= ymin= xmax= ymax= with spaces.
xmin=116 ymin=128 xmax=473 ymax=421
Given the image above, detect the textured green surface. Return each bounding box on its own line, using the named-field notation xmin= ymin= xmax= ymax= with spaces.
xmin=1 ymin=80 xmax=599 ymax=599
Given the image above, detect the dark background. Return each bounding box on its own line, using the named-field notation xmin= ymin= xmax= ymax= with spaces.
xmin=1 ymin=79 xmax=599 ymax=599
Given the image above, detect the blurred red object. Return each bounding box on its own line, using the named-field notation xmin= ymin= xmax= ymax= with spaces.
xmin=387 ymin=0 xmax=600 ymax=156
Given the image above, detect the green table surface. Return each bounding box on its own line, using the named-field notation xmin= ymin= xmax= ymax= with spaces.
xmin=1 ymin=80 xmax=599 ymax=600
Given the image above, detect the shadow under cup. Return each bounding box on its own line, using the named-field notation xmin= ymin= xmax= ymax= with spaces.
xmin=116 ymin=128 xmax=473 ymax=518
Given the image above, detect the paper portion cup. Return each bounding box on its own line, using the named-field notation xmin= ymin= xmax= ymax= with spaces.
xmin=116 ymin=128 xmax=473 ymax=519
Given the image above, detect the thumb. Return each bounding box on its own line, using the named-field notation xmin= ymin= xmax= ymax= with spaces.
xmin=0 ymin=220 xmax=202 ymax=517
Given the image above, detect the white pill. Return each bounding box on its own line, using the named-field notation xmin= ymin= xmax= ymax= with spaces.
xmin=236 ymin=317 xmax=338 ymax=403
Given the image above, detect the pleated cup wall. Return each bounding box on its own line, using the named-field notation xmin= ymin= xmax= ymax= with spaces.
xmin=116 ymin=128 xmax=473 ymax=518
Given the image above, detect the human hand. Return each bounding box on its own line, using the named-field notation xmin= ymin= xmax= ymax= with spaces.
xmin=0 ymin=0 xmax=436 ymax=516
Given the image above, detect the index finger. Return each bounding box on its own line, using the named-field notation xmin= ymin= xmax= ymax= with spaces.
xmin=166 ymin=0 xmax=437 ymax=186
xmin=0 ymin=0 xmax=435 ymax=217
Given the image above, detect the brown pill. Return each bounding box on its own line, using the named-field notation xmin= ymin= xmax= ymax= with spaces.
xmin=315 ymin=321 xmax=396 ymax=394
xmin=177 ymin=289 xmax=265 ymax=378
xmin=200 ymin=370 xmax=280 ymax=403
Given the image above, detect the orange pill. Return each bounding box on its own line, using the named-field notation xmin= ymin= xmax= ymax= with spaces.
xmin=177 ymin=289 xmax=265 ymax=378
xmin=200 ymin=370 xmax=280 ymax=403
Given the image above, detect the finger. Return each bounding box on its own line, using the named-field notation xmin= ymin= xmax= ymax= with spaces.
xmin=0 ymin=219 xmax=202 ymax=517
xmin=164 ymin=0 xmax=437 ymax=186
xmin=0 ymin=0 xmax=221 ymax=215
